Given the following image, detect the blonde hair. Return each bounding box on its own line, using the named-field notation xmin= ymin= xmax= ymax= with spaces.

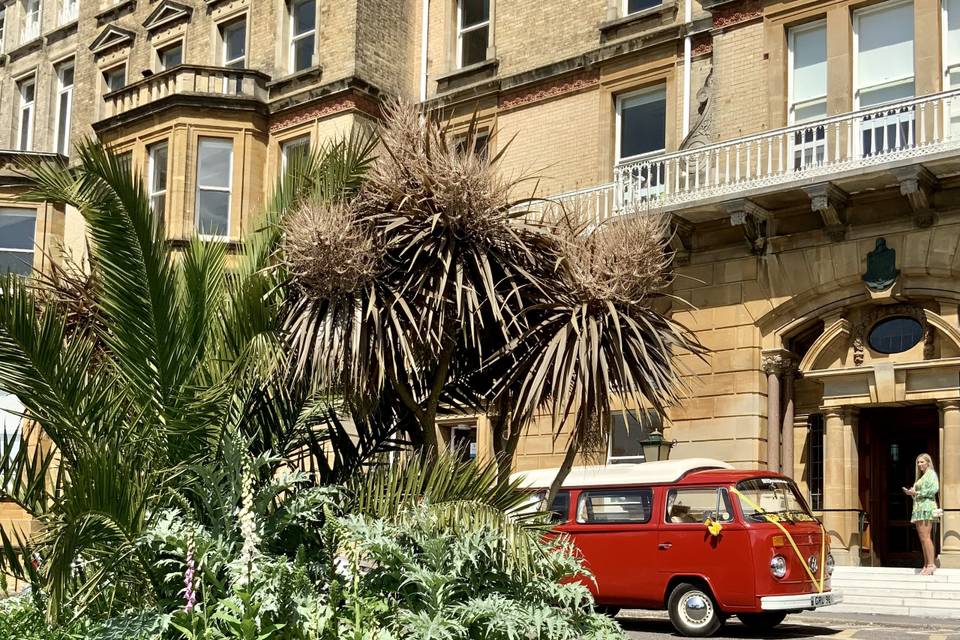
xmin=916 ymin=453 xmax=936 ymax=482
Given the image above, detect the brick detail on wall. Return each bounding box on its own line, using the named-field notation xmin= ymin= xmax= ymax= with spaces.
xmin=712 ymin=0 xmax=763 ymax=30
xmin=269 ymin=90 xmax=381 ymax=133
xmin=498 ymin=70 xmax=600 ymax=112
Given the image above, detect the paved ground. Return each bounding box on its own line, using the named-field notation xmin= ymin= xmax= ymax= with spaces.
xmin=619 ymin=610 xmax=960 ymax=639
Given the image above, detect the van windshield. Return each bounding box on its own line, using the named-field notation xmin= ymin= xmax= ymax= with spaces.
xmin=734 ymin=477 xmax=816 ymax=523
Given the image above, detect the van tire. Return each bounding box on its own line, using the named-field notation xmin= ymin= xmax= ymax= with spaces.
xmin=736 ymin=611 xmax=787 ymax=630
xmin=667 ymin=582 xmax=723 ymax=637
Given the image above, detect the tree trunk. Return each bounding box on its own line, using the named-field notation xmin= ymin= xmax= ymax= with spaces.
xmin=546 ymin=435 xmax=579 ymax=509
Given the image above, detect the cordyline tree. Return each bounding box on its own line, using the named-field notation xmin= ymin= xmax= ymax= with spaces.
xmin=282 ymin=101 xmax=705 ymax=494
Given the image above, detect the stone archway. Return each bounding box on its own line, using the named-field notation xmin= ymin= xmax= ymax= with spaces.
xmin=758 ymin=289 xmax=960 ymax=567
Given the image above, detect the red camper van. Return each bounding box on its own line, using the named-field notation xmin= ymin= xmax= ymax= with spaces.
xmin=514 ymin=458 xmax=841 ymax=637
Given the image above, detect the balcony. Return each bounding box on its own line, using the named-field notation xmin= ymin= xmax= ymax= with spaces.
xmin=545 ymin=88 xmax=960 ymax=228
xmin=98 ymin=65 xmax=270 ymax=124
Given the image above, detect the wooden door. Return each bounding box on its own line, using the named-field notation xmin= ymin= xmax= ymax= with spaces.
xmin=864 ymin=406 xmax=939 ymax=567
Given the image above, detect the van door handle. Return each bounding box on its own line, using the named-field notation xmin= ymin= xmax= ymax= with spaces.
xmin=658 ymin=542 xmax=672 ymax=550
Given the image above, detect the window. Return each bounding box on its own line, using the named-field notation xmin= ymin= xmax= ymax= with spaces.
xmin=157 ymin=41 xmax=183 ymax=70
xmin=735 ymin=477 xmax=816 ymax=521
xmin=17 ymin=77 xmax=35 ymax=152
xmin=55 ymin=62 xmax=74 ymax=156
xmin=457 ymin=0 xmax=489 ymax=68
xmin=289 ymin=0 xmax=316 ymax=73
xmin=547 ymin=491 xmax=570 ymax=523
xmin=577 ymin=488 xmax=653 ymax=524
xmin=665 ymin=488 xmax=733 ymax=524
xmin=788 ymin=21 xmax=827 ymax=170
xmin=103 ymin=65 xmax=126 ymax=93
xmin=22 ymin=0 xmax=40 ymax=42
xmin=453 ymin=130 xmax=489 ymax=160
xmin=807 ymin=414 xmax=824 ymax=511
xmin=868 ymin=316 xmax=924 ymax=353
xmin=944 ymin=0 xmax=960 ymax=134
xmin=0 ymin=393 xmax=23 ymax=461
xmin=608 ymin=409 xmax=660 ymax=464
xmin=0 ymin=208 xmax=36 ymax=275
xmin=195 ymin=138 xmax=232 ymax=239
xmin=59 ymin=0 xmax=76 ymax=24
xmin=616 ymin=86 xmax=667 ymax=202
xmin=617 ymin=86 xmax=666 ymax=161
xmin=448 ymin=423 xmax=477 ymax=461
xmin=281 ymin=135 xmax=310 ymax=175
xmin=855 ymin=1 xmax=915 ymax=154
xmin=0 ymin=7 xmax=7 ymax=54
xmin=624 ymin=0 xmax=659 ymax=14
xmin=221 ymin=17 xmax=246 ymax=68
xmin=148 ymin=141 xmax=169 ymax=218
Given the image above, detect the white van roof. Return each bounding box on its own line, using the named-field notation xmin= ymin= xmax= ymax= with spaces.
xmin=510 ymin=458 xmax=733 ymax=489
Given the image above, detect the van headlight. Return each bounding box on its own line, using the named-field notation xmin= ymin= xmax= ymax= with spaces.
xmin=826 ymin=553 xmax=835 ymax=577
xmin=770 ymin=555 xmax=787 ymax=579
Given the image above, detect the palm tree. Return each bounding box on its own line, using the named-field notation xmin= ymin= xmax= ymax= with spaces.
xmin=0 ymin=136 xmax=396 ymax=621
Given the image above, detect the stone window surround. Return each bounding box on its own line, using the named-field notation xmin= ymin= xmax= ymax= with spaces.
xmin=214 ymin=10 xmax=248 ymax=69
xmin=443 ymin=0 xmax=496 ymax=75
xmin=154 ymin=36 xmax=185 ymax=73
xmin=599 ymin=0 xmax=676 ymax=36
xmin=15 ymin=71 xmax=36 ymax=151
xmin=286 ymin=0 xmax=318 ymax=75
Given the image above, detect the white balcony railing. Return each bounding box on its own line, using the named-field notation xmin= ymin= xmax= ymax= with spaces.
xmin=101 ymin=65 xmax=270 ymax=120
xmin=545 ymin=88 xmax=960 ymax=226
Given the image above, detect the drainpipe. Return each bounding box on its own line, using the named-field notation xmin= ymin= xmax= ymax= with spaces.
xmin=420 ymin=0 xmax=430 ymax=103
xmin=681 ymin=0 xmax=692 ymax=138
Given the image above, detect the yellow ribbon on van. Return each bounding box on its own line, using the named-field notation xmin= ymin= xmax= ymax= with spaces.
xmin=703 ymin=518 xmax=723 ymax=537
xmin=728 ymin=486 xmax=826 ymax=594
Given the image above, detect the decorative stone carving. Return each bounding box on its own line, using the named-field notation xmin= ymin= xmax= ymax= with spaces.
xmin=852 ymin=304 xmax=935 ymax=366
xmin=862 ymin=238 xmax=900 ymax=293
xmin=680 ymin=67 xmax=715 ymax=151
xmin=762 ymin=350 xmax=798 ymax=375
xmin=669 ymin=216 xmax=694 ymax=266
xmin=890 ymin=165 xmax=937 ymax=228
xmin=723 ymin=198 xmax=769 ymax=255
xmin=803 ymin=183 xmax=848 ymax=242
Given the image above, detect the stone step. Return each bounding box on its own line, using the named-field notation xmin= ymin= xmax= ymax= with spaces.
xmin=832 ymin=577 xmax=960 ymax=590
xmin=832 ymin=585 xmax=960 ymax=598
xmin=826 ymin=603 xmax=960 ymax=618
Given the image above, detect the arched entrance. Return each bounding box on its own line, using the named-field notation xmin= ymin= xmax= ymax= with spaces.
xmin=760 ymin=293 xmax=960 ymax=568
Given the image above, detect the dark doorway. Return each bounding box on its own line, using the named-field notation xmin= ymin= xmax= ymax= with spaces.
xmin=860 ymin=405 xmax=940 ymax=567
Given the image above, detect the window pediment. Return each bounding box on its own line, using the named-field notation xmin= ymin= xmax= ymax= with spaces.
xmin=90 ymin=24 xmax=135 ymax=55
xmin=142 ymin=0 xmax=192 ymax=32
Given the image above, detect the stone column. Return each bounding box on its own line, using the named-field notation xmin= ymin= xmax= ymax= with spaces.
xmin=822 ymin=405 xmax=860 ymax=565
xmin=781 ymin=366 xmax=797 ymax=478
xmin=939 ymin=400 xmax=960 ymax=567
xmin=765 ymin=366 xmax=781 ymax=472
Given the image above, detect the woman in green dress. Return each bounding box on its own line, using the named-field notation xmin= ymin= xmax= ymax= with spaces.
xmin=903 ymin=453 xmax=939 ymax=575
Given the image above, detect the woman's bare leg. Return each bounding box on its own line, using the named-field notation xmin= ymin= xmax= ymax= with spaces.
xmin=916 ymin=521 xmax=936 ymax=573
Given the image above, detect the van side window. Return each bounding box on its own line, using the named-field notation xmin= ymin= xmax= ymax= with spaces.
xmin=665 ymin=488 xmax=733 ymax=524
xmin=576 ymin=489 xmax=653 ymax=524
xmin=549 ymin=491 xmax=570 ymax=523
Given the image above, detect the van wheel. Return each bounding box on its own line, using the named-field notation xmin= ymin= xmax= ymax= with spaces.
xmin=668 ymin=582 xmax=723 ymax=637
xmin=737 ymin=611 xmax=787 ymax=630
xmin=594 ymin=605 xmax=620 ymax=618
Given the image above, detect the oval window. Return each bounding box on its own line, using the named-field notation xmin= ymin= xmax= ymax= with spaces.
xmin=868 ymin=316 xmax=923 ymax=354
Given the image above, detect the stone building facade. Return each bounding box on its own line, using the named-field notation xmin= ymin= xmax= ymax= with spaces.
xmin=3 ymin=0 xmax=960 ymax=570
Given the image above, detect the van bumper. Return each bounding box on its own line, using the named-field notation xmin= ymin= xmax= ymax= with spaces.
xmin=759 ymin=590 xmax=842 ymax=611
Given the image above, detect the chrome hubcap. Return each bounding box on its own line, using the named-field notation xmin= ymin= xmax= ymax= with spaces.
xmin=679 ymin=590 xmax=714 ymax=628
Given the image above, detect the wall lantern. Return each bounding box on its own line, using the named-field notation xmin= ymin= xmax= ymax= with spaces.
xmin=640 ymin=428 xmax=676 ymax=462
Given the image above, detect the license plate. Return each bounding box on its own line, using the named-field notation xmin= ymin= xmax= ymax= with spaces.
xmin=811 ymin=594 xmax=833 ymax=607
